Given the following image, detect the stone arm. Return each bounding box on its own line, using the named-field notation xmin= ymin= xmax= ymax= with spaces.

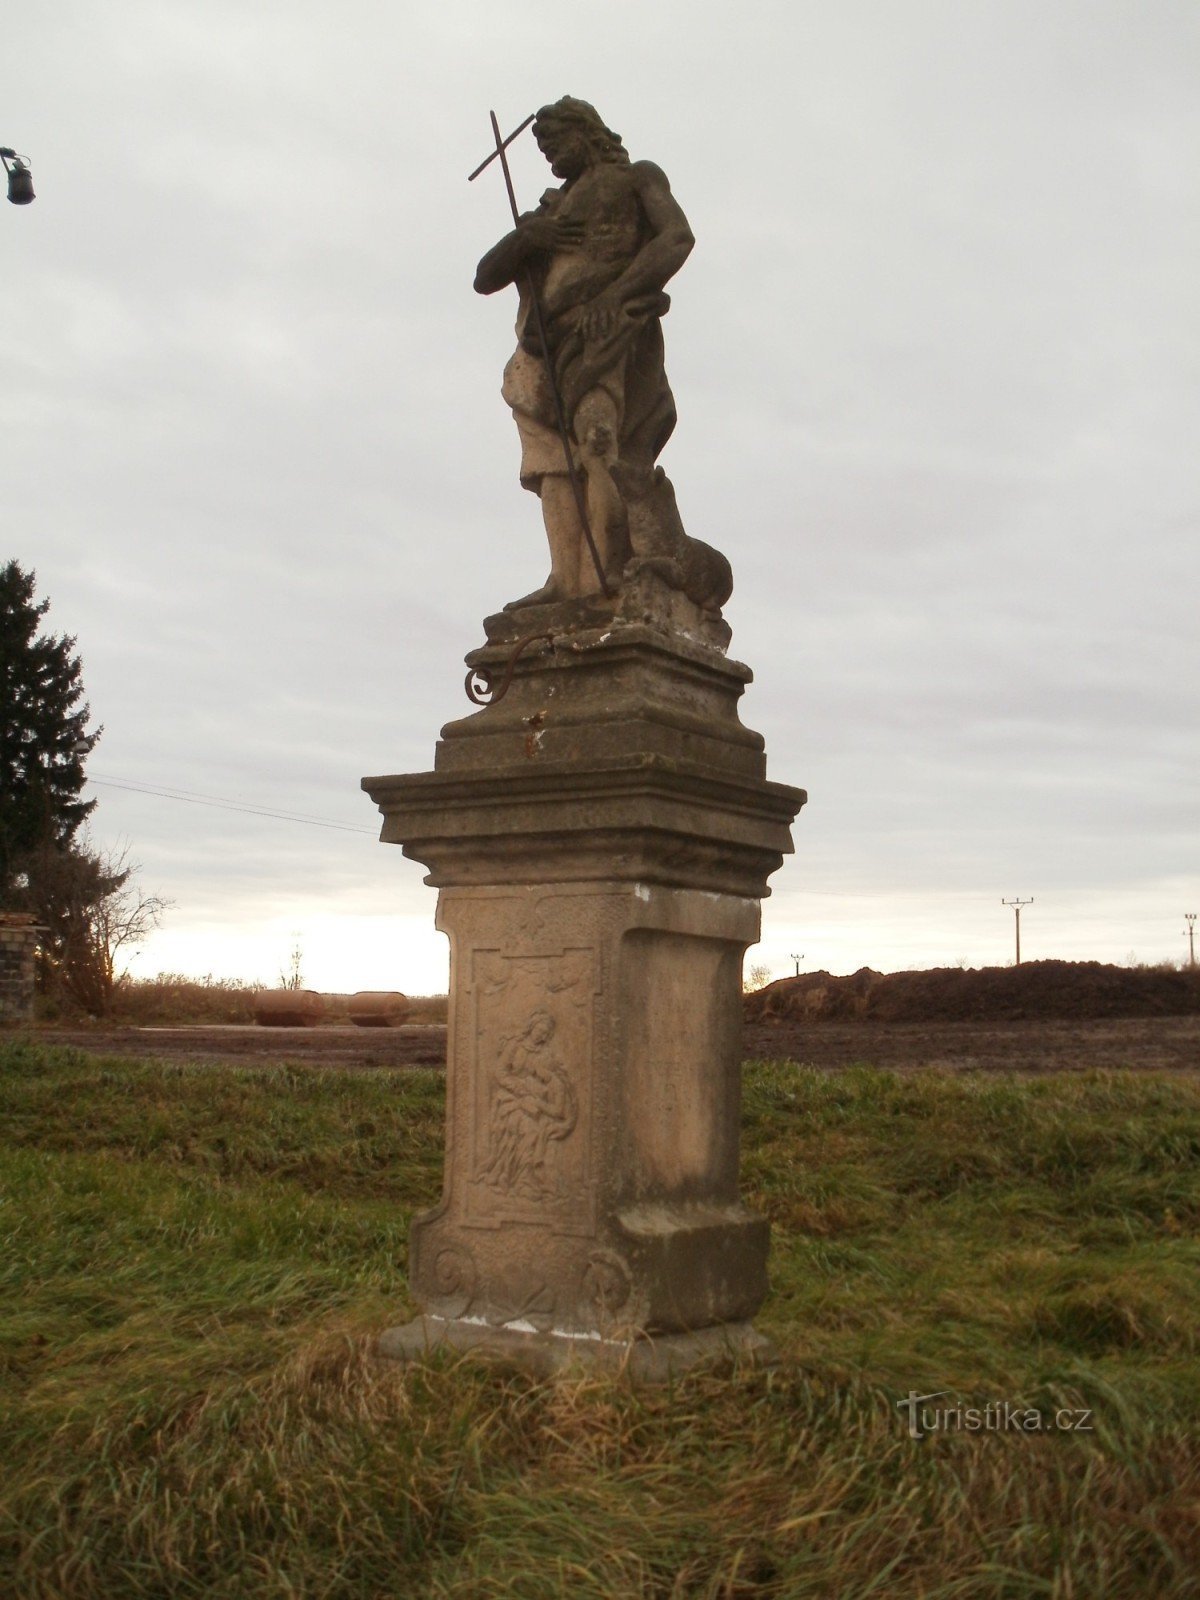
xmin=474 ymin=210 xmax=583 ymax=296
xmin=577 ymin=162 xmax=694 ymax=338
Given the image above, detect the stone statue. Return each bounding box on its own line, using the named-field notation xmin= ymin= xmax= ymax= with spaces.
xmin=474 ymin=97 xmax=731 ymax=617
xmin=366 ymin=99 xmax=806 ymax=1381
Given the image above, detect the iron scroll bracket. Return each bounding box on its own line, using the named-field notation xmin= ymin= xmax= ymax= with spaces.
xmin=465 ymin=632 xmax=555 ymax=706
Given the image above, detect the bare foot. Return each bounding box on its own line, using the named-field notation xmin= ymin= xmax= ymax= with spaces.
xmin=504 ymin=578 xmax=564 ymax=611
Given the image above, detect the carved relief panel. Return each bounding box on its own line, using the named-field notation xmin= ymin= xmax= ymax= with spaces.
xmin=463 ymin=941 xmax=599 ymax=1235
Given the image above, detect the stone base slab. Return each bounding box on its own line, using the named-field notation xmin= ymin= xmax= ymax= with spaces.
xmin=377 ymin=1314 xmax=777 ymax=1383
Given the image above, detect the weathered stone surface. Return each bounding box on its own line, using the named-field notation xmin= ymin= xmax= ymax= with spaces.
xmin=363 ymin=621 xmax=804 ymax=1375
xmin=378 ymin=1314 xmax=777 ymax=1382
xmin=364 ymin=104 xmax=804 ymax=1378
xmin=397 ymin=881 xmax=770 ymax=1338
xmin=453 ymin=607 xmax=754 ymax=778
xmin=473 ymin=97 xmax=725 ymax=617
xmin=0 ymin=914 xmax=41 ymax=1025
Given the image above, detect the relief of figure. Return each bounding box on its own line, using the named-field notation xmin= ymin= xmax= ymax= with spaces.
xmin=475 ymin=1010 xmax=577 ymax=1200
xmin=475 ymin=97 xmax=724 ymax=612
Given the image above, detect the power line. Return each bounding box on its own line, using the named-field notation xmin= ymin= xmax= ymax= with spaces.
xmin=87 ymin=774 xmax=378 ymax=836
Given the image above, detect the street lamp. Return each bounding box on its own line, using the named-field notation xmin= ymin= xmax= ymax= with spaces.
xmin=0 ymin=148 xmax=35 ymax=205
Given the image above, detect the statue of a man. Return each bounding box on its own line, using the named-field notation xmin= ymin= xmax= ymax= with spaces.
xmin=474 ymin=97 xmax=695 ymax=609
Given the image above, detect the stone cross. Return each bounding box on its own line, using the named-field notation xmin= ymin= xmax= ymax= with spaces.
xmin=469 ymin=109 xmax=610 ymax=599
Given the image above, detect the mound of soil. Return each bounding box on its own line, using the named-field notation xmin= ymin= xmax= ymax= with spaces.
xmin=745 ymin=961 xmax=1200 ymax=1026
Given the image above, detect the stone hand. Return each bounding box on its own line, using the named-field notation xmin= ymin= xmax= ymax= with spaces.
xmin=518 ymin=215 xmax=584 ymax=256
xmin=578 ymin=292 xmax=624 ymax=340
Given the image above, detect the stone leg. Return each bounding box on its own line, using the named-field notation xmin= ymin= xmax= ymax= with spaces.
xmin=540 ymin=475 xmax=584 ymax=599
xmin=574 ymin=388 xmax=627 ymax=592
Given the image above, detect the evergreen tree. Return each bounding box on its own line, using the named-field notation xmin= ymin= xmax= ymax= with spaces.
xmin=0 ymin=561 xmax=100 ymax=903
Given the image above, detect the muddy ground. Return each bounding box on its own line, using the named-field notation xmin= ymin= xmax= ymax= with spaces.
xmin=21 ymin=962 xmax=1196 ymax=1073
xmin=23 ymin=1015 xmax=1200 ymax=1074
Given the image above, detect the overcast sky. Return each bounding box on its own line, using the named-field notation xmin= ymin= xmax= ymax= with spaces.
xmin=4 ymin=0 xmax=1196 ymax=990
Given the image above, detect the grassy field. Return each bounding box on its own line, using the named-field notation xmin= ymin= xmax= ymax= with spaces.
xmin=1 ymin=1041 xmax=1198 ymax=1598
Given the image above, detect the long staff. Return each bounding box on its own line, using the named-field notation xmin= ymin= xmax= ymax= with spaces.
xmin=469 ymin=111 xmax=611 ymax=598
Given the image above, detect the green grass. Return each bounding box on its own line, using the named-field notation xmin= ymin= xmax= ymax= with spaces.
xmin=2 ymin=1042 xmax=1199 ymax=1597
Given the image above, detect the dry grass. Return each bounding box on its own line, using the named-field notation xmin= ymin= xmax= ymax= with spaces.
xmin=2 ymin=1044 xmax=1199 ymax=1597
xmin=84 ymin=975 xmax=450 ymax=1027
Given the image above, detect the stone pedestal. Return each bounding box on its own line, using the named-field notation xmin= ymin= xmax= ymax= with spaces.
xmin=363 ymin=595 xmax=805 ymax=1376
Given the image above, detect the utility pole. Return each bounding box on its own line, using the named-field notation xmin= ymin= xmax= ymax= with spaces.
xmin=1186 ymin=914 xmax=1197 ymax=970
xmin=1001 ymin=898 xmax=1033 ymax=966
xmin=790 ymin=952 xmax=804 ymax=977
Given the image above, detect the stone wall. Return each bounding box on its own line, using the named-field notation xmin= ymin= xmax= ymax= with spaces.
xmin=0 ymin=914 xmax=42 ymax=1024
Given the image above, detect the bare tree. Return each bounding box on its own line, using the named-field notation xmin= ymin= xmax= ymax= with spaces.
xmin=21 ymin=836 xmax=170 ymax=1014
xmin=87 ymin=844 xmax=172 ymax=1008
xmin=279 ymin=938 xmax=305 ymax=991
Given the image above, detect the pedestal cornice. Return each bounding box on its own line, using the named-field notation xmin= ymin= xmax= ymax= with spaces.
xmin=362 ymin=752 xmax=805 ymax=898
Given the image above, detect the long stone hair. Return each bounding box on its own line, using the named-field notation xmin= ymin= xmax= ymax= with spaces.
xmin=533 ymin=97 xmax=630 ymax=165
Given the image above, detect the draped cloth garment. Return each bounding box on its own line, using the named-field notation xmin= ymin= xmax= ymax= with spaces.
xmin=500 ymin=161 xmax=678 ymax=491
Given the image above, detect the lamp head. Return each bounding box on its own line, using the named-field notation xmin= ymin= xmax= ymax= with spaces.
xmin=0 ymin=149 xmax=35 ymax=205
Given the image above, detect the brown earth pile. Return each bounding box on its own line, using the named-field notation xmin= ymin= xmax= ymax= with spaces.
xmin=745 ymin=961 xmax=1200 ymax=1025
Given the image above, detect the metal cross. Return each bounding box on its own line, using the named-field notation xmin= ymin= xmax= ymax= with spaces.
xmin=469 ymin=110 xmax=611 ymax=598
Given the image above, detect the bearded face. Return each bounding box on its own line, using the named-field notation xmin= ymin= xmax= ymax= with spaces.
xmin=533 ymin=117 xmax=593 ymax=181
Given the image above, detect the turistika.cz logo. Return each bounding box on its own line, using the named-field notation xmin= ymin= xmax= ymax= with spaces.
xmin=896 ymin=1391 xmax=1094 ymax=1441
